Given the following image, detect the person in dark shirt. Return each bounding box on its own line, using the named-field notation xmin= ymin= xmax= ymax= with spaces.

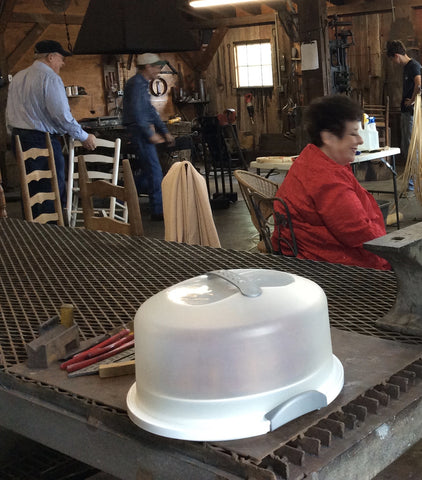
xmin=386 ymin=40 xmax=421 ymax=190
xmin=123 ymin=53 xmax=174 ymax=221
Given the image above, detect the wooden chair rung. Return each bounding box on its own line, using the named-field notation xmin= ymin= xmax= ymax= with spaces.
xmin=362 ymin=96 xmax=390 ymax=147
xmin=78 ymin=156 xmax=143 ymax=236
xmin=66 ymin=137 xmax=125 ymax=227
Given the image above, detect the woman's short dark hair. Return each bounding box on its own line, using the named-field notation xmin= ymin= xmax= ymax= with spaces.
xmin=305 ymin=94 xmax=362 ymax=147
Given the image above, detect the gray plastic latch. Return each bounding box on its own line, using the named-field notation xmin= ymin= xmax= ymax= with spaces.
xmin=265 ymin=391 xmax=327 ymax=431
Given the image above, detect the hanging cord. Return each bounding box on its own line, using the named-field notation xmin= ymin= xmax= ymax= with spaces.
xmin=391 ymin=0 xmax=395 ymax=22
xmin=63 ymin=11 xmax=73 ymax=53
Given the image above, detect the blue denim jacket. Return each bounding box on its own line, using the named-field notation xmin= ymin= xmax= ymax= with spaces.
xmin=122 ymin=73 xmax=168 ymax=141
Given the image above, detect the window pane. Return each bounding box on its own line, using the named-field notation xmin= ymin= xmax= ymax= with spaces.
xmin=237 ymin=67 xmax=250 ymax=87
xmin=236 ymin=45 xmax=249 ymax=66
xmin=261 ymin=65 xmax=273 ymax=86
xmin=248 ymin=66 xmax=263 ymax=86
xmin=234 ymin=41 xmax=273 ymax=88
xmin=261 ymin=43 xmax=272 ymax=64
xmin=248 ymin=44 xmax=261 ymax=61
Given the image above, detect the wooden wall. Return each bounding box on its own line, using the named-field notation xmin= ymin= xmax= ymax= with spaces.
xmin=203 ymin=19 xmax=294 ymax=149
xmin=343 ymin=5 xmax=422 ymax=156
xmin=347 ymin=8 xmax=422 ymax=107
xmin=3 ymin=1 xmax=422 ymax=158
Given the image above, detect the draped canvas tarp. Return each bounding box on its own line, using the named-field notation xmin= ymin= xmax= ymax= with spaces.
xmin=162 ymin=161 xmax=221 ymax=248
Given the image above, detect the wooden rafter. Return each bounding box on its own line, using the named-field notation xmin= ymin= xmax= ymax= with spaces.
xmin=10 ymin=12 xmax=84 ymax=24
xmin=0 ymin=0 xmax=17 ymax=34
xmin=195 ymin=26 xmax=228 ymax=72
xmin=236 ymin=5 xmax=262 ymax=15
xmin=7 ymin=22 xmax=49 ymax=70
xmin=328 ymin=0 xmax=422 ymax=17
xmin=197 ymin=12 xmax=276 ymax=29
xmin=275 ymin=1 xmax=298 ymax=42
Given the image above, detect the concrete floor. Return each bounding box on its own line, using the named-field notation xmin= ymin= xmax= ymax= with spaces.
xmin=2 ymin=168 xmax=422 ymax=479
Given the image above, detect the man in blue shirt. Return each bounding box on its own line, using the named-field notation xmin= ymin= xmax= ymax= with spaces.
xmin=123 ymin=53 xmax=174 ymax=221
xmin=6 ymin=40 xmax=96 ymax=217
xmin=387 ymin=40 xmax=421 ymax=190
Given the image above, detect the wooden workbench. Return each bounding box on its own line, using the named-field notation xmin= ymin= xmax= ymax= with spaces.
xmin=0 ymin=219 xmax=421 ymax=479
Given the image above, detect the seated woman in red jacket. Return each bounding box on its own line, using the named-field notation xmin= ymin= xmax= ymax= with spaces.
xmin=272 ymin=94 xmax=390 ymax=270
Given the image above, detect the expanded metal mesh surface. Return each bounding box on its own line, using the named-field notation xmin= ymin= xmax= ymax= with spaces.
xmin=0 ymin=218 xmax=421 ymax=368
xmin=0 ymin=436 xmax=98 ymax=480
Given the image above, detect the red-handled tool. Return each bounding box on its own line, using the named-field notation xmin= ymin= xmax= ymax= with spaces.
xmin=82 ymin=332 xmax=133 ymax=359
xmin=60 ymin=328 xmax=131 ymax=370
xmin=66 ymin=338 xmax=135 ymax=374
xmin=244 ymin=93 xmax=255 ymax=124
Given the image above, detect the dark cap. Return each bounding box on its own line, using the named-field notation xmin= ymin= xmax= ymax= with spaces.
xmin=34 ymin=40 xmax=72 ymax=57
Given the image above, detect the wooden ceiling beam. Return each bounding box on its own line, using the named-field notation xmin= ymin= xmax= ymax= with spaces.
xmin=328 ymin=0 xmax=422 ymax=17
xmin=195 ymin=26 xmax=228 ymax=72
xmin=10 ymin=12 xmax=84 ymax=24
xmin=7 ymin=22 xmax=48 ymax=70
xmin=0 ymin=0 xmax=17 ymax=33
xmin=275 ymin=1 xmax=298 ymax=42
xmin=197 ymin=12 xmax=276 ymax=29
xmin=236 ymin=5 xmax=262 ymax=15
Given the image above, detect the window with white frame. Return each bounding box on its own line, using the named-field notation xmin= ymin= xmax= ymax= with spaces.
xmin=234 ymin=41 xmax=273 ymax=88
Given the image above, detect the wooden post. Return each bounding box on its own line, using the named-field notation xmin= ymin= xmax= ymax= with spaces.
xmin=0 ymin=32 xmax=9 ymax=191
xmin=296 ymin=0 xmax=331 ymax=105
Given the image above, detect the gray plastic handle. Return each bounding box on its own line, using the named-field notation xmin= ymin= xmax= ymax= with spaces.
xmin=208 ymin=270 xmax=262 ymax=298
xmin=265 ymin=390 xmax=327 ymax=431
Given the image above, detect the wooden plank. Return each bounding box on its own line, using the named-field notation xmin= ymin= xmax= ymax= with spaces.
xmin=368 ymin=15 xmax=381 ymax=93
xmin=296 ymin=0 xmax=330 ymax=102
xmin=10 ymin=12 xmax=84 ymax=25
xmin=7 ymin=22 xmax=48 ymax=70
xmin=236 ymin=5 xmax=262 ymax=16
xmin=196 ymin=26 xmax=228 ymax=72
xmin=177 ymin=51 xmax=198 ymax=72
xmin=0 ymin=0 xmax=17 ymax=34
xmin=328 ymin=0 xmax=422 ymax=17
xmin=197 ymin=13 xmax=276 ymax=29
xmin=99 ymin=360 xmax=135 ymax=378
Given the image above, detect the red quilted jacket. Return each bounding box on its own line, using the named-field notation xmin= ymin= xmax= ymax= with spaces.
xmin=272 ymin=144 xmax=391 ymax=270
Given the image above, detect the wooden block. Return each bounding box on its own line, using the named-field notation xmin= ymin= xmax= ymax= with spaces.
xmin=99 ymin=360 xmax=135 ymax=378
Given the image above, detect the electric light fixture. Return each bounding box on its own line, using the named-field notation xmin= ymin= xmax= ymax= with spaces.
xmin=190 ymin=0 xmax=260 ymax=8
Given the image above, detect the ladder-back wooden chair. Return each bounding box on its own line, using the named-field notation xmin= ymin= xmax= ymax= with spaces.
xmin=15 ymin=133 xmax=64 ymax=226
xmin=362 ymin=96 xmax=390 ymax=147
xmin=66 ymin=137 xmax=126 ymax=227
xmin=78 ymin=156 xmax=143 ymax=236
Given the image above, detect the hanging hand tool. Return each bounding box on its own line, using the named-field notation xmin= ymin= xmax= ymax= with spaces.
xmin=244 ymin=93 xmax=255 ymax=124
xmin=227 ymin=44 xmax=233 ymax=92
xmin=216 ymin=50 xmax=224 ymax=93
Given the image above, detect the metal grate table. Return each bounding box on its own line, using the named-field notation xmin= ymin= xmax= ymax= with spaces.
xmin=1 ymin=219 xmax=422 ymax=480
